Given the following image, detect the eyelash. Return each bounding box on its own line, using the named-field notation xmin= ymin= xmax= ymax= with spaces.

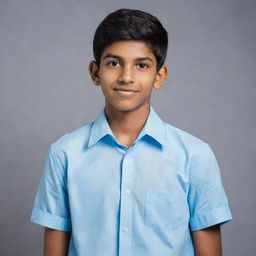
xmin=138 ymin=63 xmax=150 ymax=69
xmin=106 ymin=61 xmax=150 ymax=69
xmin=106 ymin=61 xmax=120 ymax=67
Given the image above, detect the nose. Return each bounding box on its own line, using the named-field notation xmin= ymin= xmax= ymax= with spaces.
xmin=117 ymin=64 xmax=134 ymax=84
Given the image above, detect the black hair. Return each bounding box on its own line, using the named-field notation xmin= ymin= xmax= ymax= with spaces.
xmin=93 ymin=8 xmax=168 ymax=71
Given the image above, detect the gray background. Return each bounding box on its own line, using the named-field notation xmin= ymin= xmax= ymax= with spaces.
xmin=0 ymin=0 xmax=255 ymax=255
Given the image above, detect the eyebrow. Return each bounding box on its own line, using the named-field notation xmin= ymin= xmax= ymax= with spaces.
xmin=102 ymin=53 xmax=154 ymax=63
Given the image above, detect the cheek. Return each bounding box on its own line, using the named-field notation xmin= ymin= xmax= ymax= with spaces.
xmin=99 ymin=70 xmax=117 ymax=85
xmin=138 ymin=73 xmax=156 ymax=88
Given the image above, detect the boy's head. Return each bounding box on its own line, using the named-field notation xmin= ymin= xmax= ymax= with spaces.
xmin=89 ymin=9 xmax=168 ymax=113
xmin=93 ymin=8 xmax=168 ymax=72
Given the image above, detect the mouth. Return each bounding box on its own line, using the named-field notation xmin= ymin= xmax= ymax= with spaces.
xmin=113 ymin=88 xmax=138 ymax=96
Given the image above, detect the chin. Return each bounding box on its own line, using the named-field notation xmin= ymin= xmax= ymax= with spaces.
xmin=116 ymin=105 xmax=136 ymax=112
xmin=114 ymin=101 xmax=148 ymax=113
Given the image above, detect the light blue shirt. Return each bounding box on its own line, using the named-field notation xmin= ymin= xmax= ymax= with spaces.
xmin=31 ymin=105 xmax=232 ymax=256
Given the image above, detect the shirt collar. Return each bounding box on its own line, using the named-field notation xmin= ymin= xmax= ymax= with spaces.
xmin=88 ymin=105 xmax=166 ymax=148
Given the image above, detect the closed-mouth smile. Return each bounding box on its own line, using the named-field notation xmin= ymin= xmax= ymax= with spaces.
xmin=113 ymin=88 xmax=138 ymax=96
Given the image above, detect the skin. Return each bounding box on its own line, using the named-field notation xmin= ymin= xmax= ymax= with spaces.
xmin=192 ymin=225 xmax=223 ymax=256
xmin=44 ymin=40 xmax=223 ymax=255
xmin=44 ymin=228 xmax=71 ymax=256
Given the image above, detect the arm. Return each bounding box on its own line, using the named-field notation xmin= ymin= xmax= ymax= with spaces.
xmin=44 ymin=227 xmax=71 ymax=256
xmin=192 ymin=224 xmax=222 ymax=256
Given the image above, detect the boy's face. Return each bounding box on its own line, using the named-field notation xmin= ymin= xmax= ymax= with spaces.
xmin=89 ymin=40 xmax=167 ymax=113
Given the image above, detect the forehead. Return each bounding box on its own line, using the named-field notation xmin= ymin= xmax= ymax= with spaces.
xmin=101 ymin=40 xmax=156 ymax=61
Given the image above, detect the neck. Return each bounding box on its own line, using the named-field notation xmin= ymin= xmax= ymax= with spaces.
xmin=104 ymin=102 xmax=150 ymax=140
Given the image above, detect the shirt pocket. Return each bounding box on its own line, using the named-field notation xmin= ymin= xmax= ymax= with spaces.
xmin=144 ymin=190 xmax=188 ymax=231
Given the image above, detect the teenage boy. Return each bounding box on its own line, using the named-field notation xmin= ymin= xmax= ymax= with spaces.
xmin=31 ymin=8 xmax=232 ymax=256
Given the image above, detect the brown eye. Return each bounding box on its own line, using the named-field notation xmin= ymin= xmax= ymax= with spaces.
xmin=107 ymin=61 xmax=120 ymax=67
xmin=137 ymin=63 xmax=149 ymax=69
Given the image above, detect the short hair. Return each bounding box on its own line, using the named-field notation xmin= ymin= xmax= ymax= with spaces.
xmin=93 ymin=8 xmax=168 ymax=71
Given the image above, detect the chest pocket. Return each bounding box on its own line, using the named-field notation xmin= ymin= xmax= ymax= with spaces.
xmin=144 ymin=190 xmax=189 ymax=231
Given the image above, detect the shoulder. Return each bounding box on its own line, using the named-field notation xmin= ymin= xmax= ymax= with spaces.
xmin=50 ymin=122 xmax=93 ymax=157
xmin=163 ymin=122 xmax=211 ymax=156
xmin=163 ymin=123 xmax=221 ymax=188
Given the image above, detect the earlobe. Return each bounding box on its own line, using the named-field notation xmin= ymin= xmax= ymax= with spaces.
xmin=88 ymin=60 xmax=101 ymax=86
xmin=95 ymin=77 xmax=100 ymax=85
xmin=153 ymin=79 xmax=162 ymax=89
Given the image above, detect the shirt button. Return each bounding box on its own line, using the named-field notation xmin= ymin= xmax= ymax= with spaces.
xmin=125 ymin=189 xmax=130 ymax=195
xmin=126 ymin=154 xmax=131 ymax=158
xmin=123 ymin=228 xmax=129 ymax=233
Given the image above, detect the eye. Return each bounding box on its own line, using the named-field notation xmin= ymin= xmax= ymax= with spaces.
xmin=106 ymin=61 xmax=120 ymax=67
xmin=137 ymin=63 xmax=150 ymax=69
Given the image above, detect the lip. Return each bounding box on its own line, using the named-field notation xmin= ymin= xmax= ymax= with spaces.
xmin=114 ymin=88 xmax=138 ymax=92
xmin=114 ymin=88 xmax=138 ymax=97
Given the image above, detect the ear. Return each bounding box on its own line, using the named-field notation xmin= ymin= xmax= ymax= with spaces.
xmin=88 ymin=60 xmax=101 ymax=86
xmin=153 ymin=64 xmax=168 ymax=89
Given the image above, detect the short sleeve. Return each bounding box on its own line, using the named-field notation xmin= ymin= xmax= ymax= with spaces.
xmin=188 ymin=143 xmax=232 ymax=231
xmin=30 ymin=143 xmax=71 ymax=231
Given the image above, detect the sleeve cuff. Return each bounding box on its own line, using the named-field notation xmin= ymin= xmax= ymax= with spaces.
xmin=30 ymin=207 xmax=72 ymax=232
xmin=189 ymin=206 xmax=233 ymax=231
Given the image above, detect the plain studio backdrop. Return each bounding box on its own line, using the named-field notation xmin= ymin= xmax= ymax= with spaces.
xmin=0 ymin=0 xmax=255 ymax=255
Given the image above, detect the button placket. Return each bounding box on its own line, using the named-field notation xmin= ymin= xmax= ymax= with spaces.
xmin=118 ymin=153 xmax=133 ymax=255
